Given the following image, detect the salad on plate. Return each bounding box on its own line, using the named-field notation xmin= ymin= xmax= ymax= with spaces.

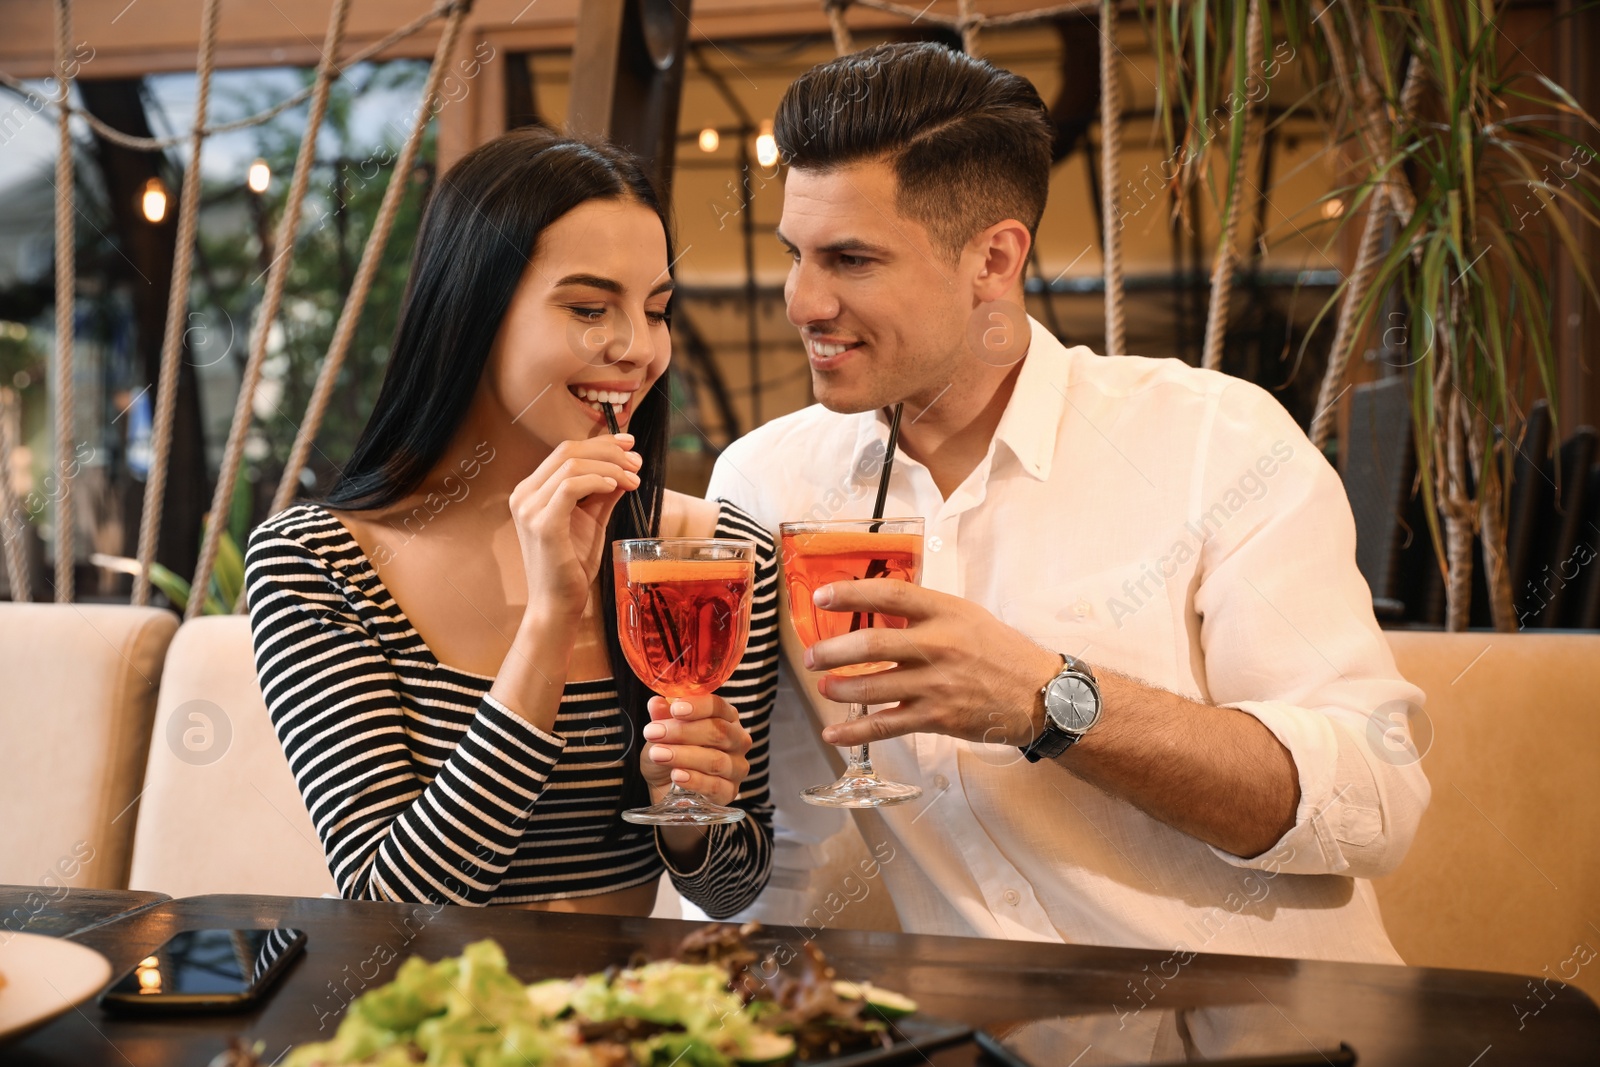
xmin=278 ymin=923 xmax=918 ymax=1067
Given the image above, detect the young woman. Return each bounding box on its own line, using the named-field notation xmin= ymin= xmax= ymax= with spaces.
xmin=244 ymin=129 xmax=775 ymax=918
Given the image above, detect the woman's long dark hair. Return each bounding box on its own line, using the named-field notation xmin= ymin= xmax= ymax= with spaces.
xmin=324 ymin=127 xmax=671 ymax=813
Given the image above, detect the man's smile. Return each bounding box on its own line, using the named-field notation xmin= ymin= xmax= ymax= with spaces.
xmin=806 ymin=335 xmax=865 ymax=368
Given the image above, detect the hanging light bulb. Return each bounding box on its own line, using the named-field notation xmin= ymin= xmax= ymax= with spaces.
xmin=754 ymin=119 xmax=778 ymax=168
xmin=698 ymin=127 xmax=720 ymax=153
xmin=247 ymin=159 xmax=271 ymax=193
xmin=140 ymin=177 xmax=168 ymax=224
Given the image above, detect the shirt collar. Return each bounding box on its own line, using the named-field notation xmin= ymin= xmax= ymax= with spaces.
xmin=849 ymin=315 xmax=1072 ymax=486
xmin=991 ymin=316 xmax=1072 ymax=482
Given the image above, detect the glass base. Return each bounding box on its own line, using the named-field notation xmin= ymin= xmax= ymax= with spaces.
xmin=622 ymin=791 xmax=746 ymax=826
xmin=801 ymin=773 xmax=923 ymax=808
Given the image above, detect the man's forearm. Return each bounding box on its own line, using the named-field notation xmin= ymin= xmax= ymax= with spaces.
xmin=802 ymin=579 xmax=1303 ymax=857
xmin=1061 ymin=670 xmax=1300 ymax=858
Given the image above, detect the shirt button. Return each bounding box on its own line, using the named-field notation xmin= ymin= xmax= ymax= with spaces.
xmin=928 ymin=535 xmax=944 ymax=552
xmin=932 ymin=774 xmax=949 ymax=791
xmin=1003 ymin=889 xmax=1021 ymax=906
xmin=1072 ymin=599 xmax=1092 ymax=620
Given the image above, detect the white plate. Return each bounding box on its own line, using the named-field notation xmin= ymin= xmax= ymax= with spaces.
xmin=0 ymin=932 xmax=114 ymax=1043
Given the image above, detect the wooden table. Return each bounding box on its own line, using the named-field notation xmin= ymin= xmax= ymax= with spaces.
xmin=6 ymin=891 xmax=1599 ymax=1065
xmin=0 ymin=885 xmax=169 ymax=939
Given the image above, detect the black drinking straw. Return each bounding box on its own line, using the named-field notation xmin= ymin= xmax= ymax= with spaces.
xmin=604 ymin=403 xmax=650 ymax=534
xmin=869 ymin=402 xmax=904 ymax=530
xmin=851 ymin=403 xmax=905 ymax=632
xmin=604 ymin=403 xmax=682 ymax=665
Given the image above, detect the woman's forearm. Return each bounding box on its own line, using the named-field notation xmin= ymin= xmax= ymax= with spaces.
xmin=658 ymin=812 xmax=774 ymax=919
xmin=657 ymin=826 xmax=711 ymax=869
xmin=488 ymin=610 xmax=578 ymax=735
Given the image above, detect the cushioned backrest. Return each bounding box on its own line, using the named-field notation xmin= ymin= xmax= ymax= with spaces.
xmin=128 ymin=615 xmax=337 ymax=898
xmin=0 ymin=603 xmax=178 ymax=890
xmin=1377 ymin=631 xmax=1600 ymax=1002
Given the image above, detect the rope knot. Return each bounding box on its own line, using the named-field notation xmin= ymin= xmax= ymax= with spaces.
xmin=825 ymin=0 xmax=854 ymax=55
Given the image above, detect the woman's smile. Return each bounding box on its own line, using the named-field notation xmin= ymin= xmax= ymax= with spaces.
xmin=568 ymin=379 xmax=646 ymax=425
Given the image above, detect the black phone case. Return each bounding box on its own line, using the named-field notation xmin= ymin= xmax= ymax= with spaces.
xmin=98 ymin=928 xmax=307 ymax=1015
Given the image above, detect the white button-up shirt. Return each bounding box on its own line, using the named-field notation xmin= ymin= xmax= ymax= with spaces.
xmin=706 ymin=317 xmax=1429 ymax=965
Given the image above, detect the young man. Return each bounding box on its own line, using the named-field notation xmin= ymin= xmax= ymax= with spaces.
xmin=705 ymin=42 xmax=1429 ymax=963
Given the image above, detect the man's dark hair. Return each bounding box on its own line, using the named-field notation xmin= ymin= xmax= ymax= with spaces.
xmin=774 ymin=41 xmax=1053 ymax=261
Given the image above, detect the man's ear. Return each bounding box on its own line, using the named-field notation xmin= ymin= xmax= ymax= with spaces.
xmin=971 ymin=219 xmax=1032 ymax=304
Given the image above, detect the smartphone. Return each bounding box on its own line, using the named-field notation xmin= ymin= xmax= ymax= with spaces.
xmin=99 ymin=927 xmax=306 ymax=1013
xmin=975 ymin=1005 xmax=1356 ymax=1067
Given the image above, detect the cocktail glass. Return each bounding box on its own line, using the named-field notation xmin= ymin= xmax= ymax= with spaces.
xmin=780 ymin=517 xmax=925 ymax=807
xmin=614 ymin=538 xmax=757 ymax=825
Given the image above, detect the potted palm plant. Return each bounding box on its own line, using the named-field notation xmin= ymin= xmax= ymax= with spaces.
xmin=1138 ymin=0 xmax=1600 ymax=630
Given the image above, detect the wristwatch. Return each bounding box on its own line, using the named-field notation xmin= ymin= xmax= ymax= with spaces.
xmin=1020 ymin=653 xmax=1102 ymax=763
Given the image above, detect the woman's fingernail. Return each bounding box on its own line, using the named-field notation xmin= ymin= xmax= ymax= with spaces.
xmin=616 ymin=433 xmax=635 ymax=445
xmin=671 ymin=700 xmax=693 ymax=718
xmin=671 ymin=769 xmax=690 ymax=783
xmin=643 ymin=723 xmax=666 ymax=740
xmin=822 ymin=728 xmax=840 ymax=745
xmin=650 ymin=745 xmax=672 ymax=762
xmin=802 ymin=648 xmax=815 ymax=669
xmin=602 ymin=477 xmax=617 ymax=489
xmin=625 ymin=451 xmax=643 ymax=468
xmin=813 ymin=586 xmax=833 ymax=607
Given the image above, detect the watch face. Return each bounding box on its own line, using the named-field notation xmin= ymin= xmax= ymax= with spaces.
xmin=1046 ymin=675 xmax=1099 ymax=732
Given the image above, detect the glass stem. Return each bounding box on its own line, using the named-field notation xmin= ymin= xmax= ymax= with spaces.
xmin=846 ymin=702 xmax=876 ymax=777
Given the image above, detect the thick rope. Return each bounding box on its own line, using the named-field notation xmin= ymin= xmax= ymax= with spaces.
xmin=1308 ymin=194 xmax=1391 ymax=448
xmin=977 ymin=0 xmax=1100 ymax=27
xmin=1200 ymin=0 xmax=1262 ymax=372
xmin=843 ymin=0 xmax=967 ymax=26
xmin=131 ymin=0 xmax=223 ymax=606
xmin=184 ymin=0 xmax=356 ymax=619
xmin=0 ymin=391 xmax=30 ymax=602
xmin=1098 ymin=0 xmax=1126 ymax=356
xmin=825 ymin=1 xmax=854 ymax=54
xmin=263 ymin=0 xmax=472 ymax=542
xmin=957 ymin=0 xmax=983 ymax=55
xmin=1312 ymin=2 xmax=1420 ymax=225
xmin=0 ymin=1 xmax=457 ymax=154
xmin=1312 ymin=53 xmax=1427 ymax=451
xmin=1307 ymin=58 xmax=1424 ymax=449
xmin=846 ymin=0 xmax=1097 ymax=29
xmin=52 ymin=0 xmax=74 ymax=603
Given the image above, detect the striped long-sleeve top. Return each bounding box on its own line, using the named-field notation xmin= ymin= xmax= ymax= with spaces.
xmin=243 ymin=500 xmax=776 ymax=917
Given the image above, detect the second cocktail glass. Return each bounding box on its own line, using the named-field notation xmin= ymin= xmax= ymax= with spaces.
xmin=780 ymin=517 xmax=925 ymax=807
xmin=613 ymin=538 xmax=757 ymax=825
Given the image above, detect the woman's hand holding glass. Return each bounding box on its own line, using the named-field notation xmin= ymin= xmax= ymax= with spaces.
xmin=507 ymin=433 xmax=642 ymax=623
xmin=637 ymin=695 xmax=752 ymax=806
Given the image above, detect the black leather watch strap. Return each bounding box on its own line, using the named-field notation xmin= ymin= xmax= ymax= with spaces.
xmin=1021 ymin=654 xmax=1098 ymax=763
xmin=1021 ymin=724 xmax=1077 ymax=763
